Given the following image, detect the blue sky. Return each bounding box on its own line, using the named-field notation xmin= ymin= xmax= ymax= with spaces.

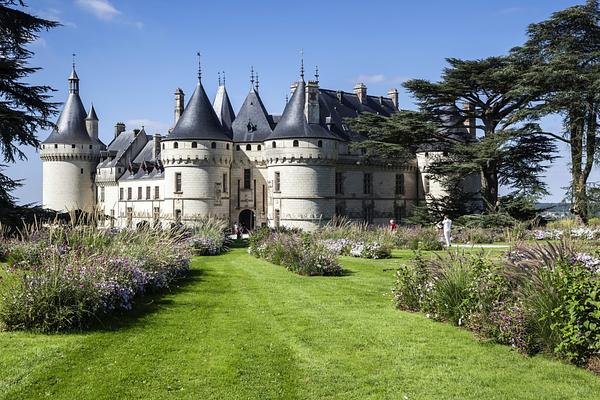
xmin=6 ymin=0 xmax=586 ymax=204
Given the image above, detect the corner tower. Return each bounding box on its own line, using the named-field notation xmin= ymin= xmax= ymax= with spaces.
xmin=40 ymin=64 xmax=105 ymax=211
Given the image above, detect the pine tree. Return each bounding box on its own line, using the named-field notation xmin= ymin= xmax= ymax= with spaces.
xmin=513 ymin=0 xmax=600 ymax=224
xmin=0 ymin=0 xmax=58 ymax=211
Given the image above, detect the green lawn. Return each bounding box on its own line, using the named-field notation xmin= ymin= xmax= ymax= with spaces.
xmin=0 ymin=248 xmax=599 ymax=399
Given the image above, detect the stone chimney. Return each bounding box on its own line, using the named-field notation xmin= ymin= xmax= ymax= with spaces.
xmin=462 ymin=102 xmax=476 ymax=138
xmin=153 ymin=133 xmax=161 ymax=160
xmin=174 ymin=88 xmax=184 ymax=125
xmin=388 ymin=88 xmax=399 ymax=110
xmin=353 ymin=83 xmax=367 ymax=104
xmin=114 ymin=122 xmax=125 ymax=138
xmin=305 ymin=80 xmax=320 ymax=124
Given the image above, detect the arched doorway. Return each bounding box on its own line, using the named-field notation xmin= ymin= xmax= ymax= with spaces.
xmin=239 ymin=209 xmax=255 ymax=232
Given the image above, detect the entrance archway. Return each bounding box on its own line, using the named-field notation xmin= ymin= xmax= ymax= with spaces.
xmin=239 ymin=209 xmax=255 ymax=232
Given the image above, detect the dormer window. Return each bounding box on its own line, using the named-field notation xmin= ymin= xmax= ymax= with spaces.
xmin=272 ymin=141 xmax=276 ymax=148
xmin=192 ymin=141 xmax=198 ymax=148
xmin=246 ymin=144 xmax=251 ymax=151
xmin=236 ymin=145 xmax=240 ymax=151
xmin=162 ymin=144 xmax=165 ymax=150
xmin=318 ymin=140 xmax=323 ymax=148
xmin=174 ymin=142 xmax=179 ymax=149
xmin=71 ymin=144 xmax=76 ymax=149
xmin=257 ymin=145 xmax=262 ymax=151
xmin=211 ymin=142 xmax=217 ymax=149
xmin=54 ymin=144 xmax=58 ymax=149
xmin=89 ymin=145 xmax=93 ymax=149
xmin=226 ymin=144 xmax=230 ymax=150
xmin=293 ymin=140 xmax=299 ymax=147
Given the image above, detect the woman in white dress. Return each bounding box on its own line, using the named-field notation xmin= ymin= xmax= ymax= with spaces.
xmin=442 ymin=215 xmax=452 ymax=247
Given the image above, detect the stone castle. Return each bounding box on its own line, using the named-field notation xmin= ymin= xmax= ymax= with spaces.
xmin=40 ymin=62 xmax=480 ymax=230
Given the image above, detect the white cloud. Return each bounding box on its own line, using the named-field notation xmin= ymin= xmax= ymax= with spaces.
xmin=125 ymin=119 xmax=170 ymax=133
xmin=354 ymin=74 xmax=408 ymax=85
xmin=75 ymin=0 xmax=121 ymax=21
xmin=35 ymin=8 xmax=77 ymax=28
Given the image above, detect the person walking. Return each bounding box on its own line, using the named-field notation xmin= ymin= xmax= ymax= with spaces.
xmin=442 ymin=215 xmax=452 ymax=247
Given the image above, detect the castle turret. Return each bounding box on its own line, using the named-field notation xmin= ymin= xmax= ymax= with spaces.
xmin=40 ymin=63 xmax=105 ymax=211
xmin=266 ymin=75 xmax=338 ymax=231
xmin=161 ymin=58 xmax=233 ymax=224
xmin=86 ymin=104 xmax=98 ymax=140
xmin=213 ymin=76 xmax=235 ymax=132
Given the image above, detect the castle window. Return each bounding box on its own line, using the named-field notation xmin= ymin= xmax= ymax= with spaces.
xmin=363 ymin=173 xmax=373 ymax=195
xmin=394 ymin=204 xmax=404 ymax=222
xmin=272 ymin=141 xmax=276 ymax=148
xmin=138 ymin=187 xmax=142 ymax=200
xmin=127 ymin=207 xmax=133 ymax=228
xmin=364 ymin=204 xmax=374 ymax=224
xmin=110 ymin=209 xmax=115 ymax=228
xmin=293 ymin=140 xmax=299 ymax=147
xmin=335 ymin=202 xmax=345 ymax=216
xmin=222 ymin=173 xmax=228 ymax=193
xmin=257 ymin=145 xmax=262 ymax=151
xmin=226 ymin=144 xmax=230 ymax=150
xmin=174 ymin=142 xmax=179 ymax=149
xmin=318 ymin=140 xmax=323 ymax=148
xmin=154 ymin=186 xmax=160 ymax=199
xmin=211 ymin=142 xmax=217 ymax=149
xmin=80 ymin=168 xmax=84 ymax=174
xmin=127 ymin=187 xmax=132 ymax=200
xmin=119 ymin=188 xmax=124 ymax=201
xmin=175 ymin=172 xmax=182 ymax=193
xmin=274 ymin=172 xmax=281 ymax=192
xmin=395 ymin=174 xmax=405 ymax=196
xmin=153 ymin=207 xmax=160 ymax=227
xmin=246 ymin=144 xmax=251 ymax=151
xmin=146 ymin=186 xmax=151 ymax=200
xmin=236 ymin=145 xmax=240 ymax=151
xmin=243 ymin=169 xmax=251 ymax=190
xmin=72 ymin=144 xmax=76 ymax=149
xmin=192 ymin=142 xmax=198 ymax=148
xmin=100 ymin=187 xmax=105 ymax=202
xmin=335 ymin=172 xmax=343 ymax=194
xmin=262 ymin=184 xmax=266 ymax=213
xmin=162 ymin=144 xmax=165 ymax=150
xmin=175 ymin=209 xmax=182 ymax=223
xmin=89 ymin=145 xmax=92 ymax=149
xmin=54 ymin=144 xmax=57 ymax=149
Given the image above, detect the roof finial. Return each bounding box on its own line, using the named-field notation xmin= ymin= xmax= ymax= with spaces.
xmin=315 ymin=65 xmax=319 ymax=83
xmin=218 ymin=71 xmax=221 ymax=86
xmin=255 ymin=72 xmax=259 ymax=91
xmin=285 ymin=93 xmax=289 ymax=104
xmin=300 ymin=48 xmax=304 ymax=81
xmin=250 ymin=65 xmax=255 ymax=87
xmin=196 ymin=51 xmax=202 ymax=82
xmin=72 ymin=52 xmax=76 ymax=69
xmin=222 ymin=71 xmax=226 ymax=86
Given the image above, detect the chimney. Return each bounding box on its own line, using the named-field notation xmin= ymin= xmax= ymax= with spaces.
xmin=174 ymin=88 xmax=184 ymax=125
xmin=305 ymin=80 xmax=320 ymax=124
xmin=462 ymin=102 xmax=476 ymax=138
xmin=388 ymin=88 xmax=399 ymax=110
xmin=153 ymin=133 xmax=161 ymax=160
xmin=114 ymin=122 xmax=125 ymax=138
xmin=353 ymin=83 xmax=367 ymax=104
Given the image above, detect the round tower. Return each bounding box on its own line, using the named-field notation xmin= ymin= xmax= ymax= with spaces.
xmin=161 ymin=66 xmax=233 ymax=225
xmin=265 ymin=79 xmax=338 ymax=231
xmin=40 ymin=64 xmax=105 ymax=211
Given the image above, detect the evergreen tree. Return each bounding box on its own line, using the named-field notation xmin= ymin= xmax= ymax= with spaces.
xmin=0 ymin=0 xmax=58 ymax=212
xmin=513 ymin=0 xmax=600 ymax=224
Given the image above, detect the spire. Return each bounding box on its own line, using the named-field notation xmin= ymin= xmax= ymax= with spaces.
xmin=86 ymin=103 xmax=98 ymax=120
xmin=222 ymin=71 xmax=226 ymax=86
xmin=196 ymin=51 xmax=202 ymax=82
xmin=218 ymin=71 xmax=221 ymax=86
xmin=69 ymin=53 xmax=79 ymax=94
xmin=314 ymin=66 xmax=319 ymax=84
xmin=250 ymin=66 xmax=255 ymax=88
xmin=213 ymin=83 xmax=235 ymax=132
xmin=255 ymin=72 xmax=259 ymax=91
xmin=300 ymin=49 xmax=305 ymax=81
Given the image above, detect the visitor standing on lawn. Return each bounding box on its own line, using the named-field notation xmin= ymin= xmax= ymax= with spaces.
xmin=389 ymin=219 xmax=398 ymax=232
xmin=441 ymin=215 xmax=452 ymax=247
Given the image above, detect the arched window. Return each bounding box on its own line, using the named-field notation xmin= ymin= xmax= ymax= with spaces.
xmin=246 ymin=144 xmax=251 ymax=151
xmin=174 ymin=142 xmax=179 ymax=149
xmin=236 ymin=145 xmax=241 ymax=151
xmin=226 ymin=143 xmax=230 ymax=150
xmin=272 ymin=141 xmax=276 ymax=148
xmin=293 ymin=140 xmax=299 ymax=147
xmin=192 ymin=141 xmax=198 ymax=148
xmin=54 ymin=144 xmax=58 ymax=149
xmin=318 ymin=140 xmax=323 ymax=148
xmin=257 ymin=145 xmax=262 ymax=151
xmin=211 ymin=142 xmax=216 ymax=149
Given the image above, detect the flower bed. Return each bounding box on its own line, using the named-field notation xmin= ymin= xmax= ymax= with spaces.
xmin=392 ymin=241 xmax=600 ymax=369
xmin=248 ymin=228 xmax=342 ymax=276
xmin=0 ymin=226 xmax=191 ymax=332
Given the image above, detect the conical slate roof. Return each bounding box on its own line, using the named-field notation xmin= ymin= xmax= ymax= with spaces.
xmin=232 ymin=88 xmax=273 ymax=142
xmin=43 ymin=92 xmax=95 ymax=144
xmin=270 ymin=80 xmax=336 ymax=140
xmin=86 ymin=104 xmax=98 ymax=120
xmin=166 ymin=81 xmax=232 ymax=141
xmin=213 ymin=85 xmax=235 ymax=132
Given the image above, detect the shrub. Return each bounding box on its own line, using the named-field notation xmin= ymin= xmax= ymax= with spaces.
xmin=0 ymin=226 xmax=191 ymax=332
xmin=188 ymin=217 xmax=229 ymax=256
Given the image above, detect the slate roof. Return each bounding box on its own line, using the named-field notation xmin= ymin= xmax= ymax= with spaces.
xmin=165 ymin=81 xmax=232 ymax=142
xmin=97 ymin=129 xmax=146 ymax=168
xmin=86 ymin=104 xmax=98 ymax=120
xmin=213 ymin=85 xmax=235 ymax=132
xmin=231 ymin=87 xmax=273 ymax=142
xmin=269 ymin=80 xmax=338 ymax=141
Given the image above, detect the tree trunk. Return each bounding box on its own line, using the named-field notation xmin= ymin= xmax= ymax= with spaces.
xmin=570 ymin=112 xmax=588 ymax=224
xmin=480 ymin=162 xmax=499 ymax=212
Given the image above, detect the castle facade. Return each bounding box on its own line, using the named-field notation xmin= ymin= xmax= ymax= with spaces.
xmin=40 ymin=64 xmax=479 ymax=230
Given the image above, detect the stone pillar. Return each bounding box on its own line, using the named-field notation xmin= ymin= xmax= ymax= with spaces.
xmin=353 ymin=83 xmax=367 ymax=104
xmin=114 ymin=122 xmax=125 ymax=138
xmin=175 ymin=88 xmax=185 ymax=125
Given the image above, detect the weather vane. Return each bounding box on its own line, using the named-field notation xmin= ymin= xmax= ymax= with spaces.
xmin=196 ymin=51 xmax=201 ymax=81
xmin=300 ymin=49 xmax=304 ymax=80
